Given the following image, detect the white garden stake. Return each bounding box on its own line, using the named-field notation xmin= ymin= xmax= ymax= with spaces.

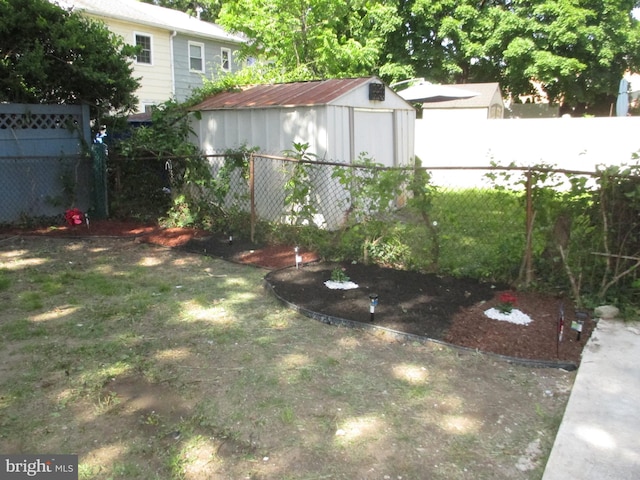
xmin=294 ymin=246 xmax=302 ymax=269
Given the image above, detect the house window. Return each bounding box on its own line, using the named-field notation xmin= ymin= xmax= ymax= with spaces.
xmin=135 ymin=33 xmax=152 ymax=65
xmin=189 ymin=42 xmax=204 ymax=72
xmin=221 ymin=47 xmax=231 ymax=71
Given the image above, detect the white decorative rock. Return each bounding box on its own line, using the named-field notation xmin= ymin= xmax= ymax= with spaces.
xmin=324 ymin=280 xmax=359 ymax=290
xmin=484 ymin=308 xmax=532 ymax=325
xmin=594 ymin=305 xmax=620 ymax=320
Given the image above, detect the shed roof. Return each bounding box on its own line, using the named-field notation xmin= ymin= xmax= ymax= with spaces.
xmin=420 ymin=83 xmax=502 ymax=109
xmin=192 ymin=77 xmax=379 ymax=110
xmin=56 ymin=0 xmax=245 ymax=43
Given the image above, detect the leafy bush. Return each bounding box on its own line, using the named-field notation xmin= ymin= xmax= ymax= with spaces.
xmin=282 ymin=143 xmax=321 ymax=226
xmin=486 ymin=161 xmax=640 ymax=308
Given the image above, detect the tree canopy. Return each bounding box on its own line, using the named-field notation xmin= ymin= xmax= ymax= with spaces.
xmin=216 ymin=0 xmax=409 ymax=79
xmin=394 ymin=0 xmax=640 ymax=113
xmin=211 ymin=0 xmax=640 ymax=113
xmin=4 ymin=0 xmax=636 ymax=115
xmin=0 ymin=0 xmax=140 ymax=117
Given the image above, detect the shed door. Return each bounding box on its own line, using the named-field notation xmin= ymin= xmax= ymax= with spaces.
xmin=353 ymin=109 xmax=394 ymax=167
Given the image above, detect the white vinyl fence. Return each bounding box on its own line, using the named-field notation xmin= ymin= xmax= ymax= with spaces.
xmin=416 ymin=116 xmax=640 ymax=187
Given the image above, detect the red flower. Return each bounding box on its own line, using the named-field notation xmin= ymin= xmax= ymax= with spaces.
xmin=65 ymin=208 xmax=84 ymax=226
xmin=497 ymin=292 xmax=517 ymax=314
xmin=499 ymin=292 xmax=517 ymax=305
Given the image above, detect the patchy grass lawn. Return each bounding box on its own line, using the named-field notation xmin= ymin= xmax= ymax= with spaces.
xmin=0 ymin=236 xmax=574 ymax=479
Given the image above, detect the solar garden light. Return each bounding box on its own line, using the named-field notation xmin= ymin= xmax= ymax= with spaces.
xmin=228 ymin=232 xmax=233 ymax=246
xmin=575 ymin=320 xmax=584 ymax=341
xmin=573 ymin=310 xmax=589 ymax=342
xmin=294 ymin=246 xmax=302 ymax=269
xmin=369 ymin=293 xmax=379 ymax=322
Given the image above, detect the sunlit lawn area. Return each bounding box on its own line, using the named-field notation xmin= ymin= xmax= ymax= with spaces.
xmin=0 ymin=236 xmax=573 ymax=479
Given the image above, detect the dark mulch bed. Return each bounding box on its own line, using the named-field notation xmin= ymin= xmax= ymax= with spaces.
xmin=264 ymin=262 xmax=592 ymax=367
xmin=267 ymin=262 xmax=497 ymax=339
xmin=1 ymin=220 xmax=593 ymax=366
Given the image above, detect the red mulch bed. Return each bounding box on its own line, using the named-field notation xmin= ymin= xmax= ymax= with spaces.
xmin=0 ymin=220 xmax=203 ymax=243
xmin=1 ymin=219 xmax=592 ymax=366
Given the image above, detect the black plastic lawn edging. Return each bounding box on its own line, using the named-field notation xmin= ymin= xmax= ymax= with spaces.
xmin=263 ymin=275 xmax=578 ymax=372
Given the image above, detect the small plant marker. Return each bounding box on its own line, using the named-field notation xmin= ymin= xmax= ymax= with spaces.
xmin=294 ymin=246 xmax=302 ymax=269
xmin=557 ymin=303 xmax=565 ymax=358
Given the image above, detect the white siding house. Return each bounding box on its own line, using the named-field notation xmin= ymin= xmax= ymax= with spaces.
xmin=58 ymin=0 xmax=245 ymax=113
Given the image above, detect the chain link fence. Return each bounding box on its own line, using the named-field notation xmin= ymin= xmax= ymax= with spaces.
xmin=0 ymin=154 xmax=92 ymax=224
xmin=185 ymin=153 xmax=639 ymax=302
xmin=3 ymin=147 xmax=638 ymax=303
xmin=209 ymin=153 xmax=533 ymax=236
xmin=0 ymin=103 xmax=92 ymax=224
xmin=243 ymin=156 xmax=532 ymax=280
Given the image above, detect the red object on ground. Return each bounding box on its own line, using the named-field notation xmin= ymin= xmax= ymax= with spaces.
xmin=64 ymin=208 xmax=84 ymax=226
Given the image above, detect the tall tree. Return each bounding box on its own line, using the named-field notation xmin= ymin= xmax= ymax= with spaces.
xmin=520 ymin=0 xmax=640 ymax=113
xmin=394 ymin=0 xmax=640 ymax=113
xmin=0 ymin=0 xmax=140 ymax=117
xmin=216 ymin=0 xmax=405 ymax=79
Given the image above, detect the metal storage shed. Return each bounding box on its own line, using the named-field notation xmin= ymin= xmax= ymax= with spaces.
xmin=190 ymin=77 xmax=415 ymax=167
xmin=189 ymin=77 xmax=415 ymax=230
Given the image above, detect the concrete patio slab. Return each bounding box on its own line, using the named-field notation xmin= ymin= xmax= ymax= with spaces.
xmin=542 ymin=318 xmax=640 ymax=480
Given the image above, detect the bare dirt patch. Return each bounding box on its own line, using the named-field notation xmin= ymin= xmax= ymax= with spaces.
xmin=0 ymin=219 xmax=161 ymax=239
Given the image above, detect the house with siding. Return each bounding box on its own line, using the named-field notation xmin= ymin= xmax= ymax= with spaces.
xmin=56 ymin=0 xmax=246 ymax=113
